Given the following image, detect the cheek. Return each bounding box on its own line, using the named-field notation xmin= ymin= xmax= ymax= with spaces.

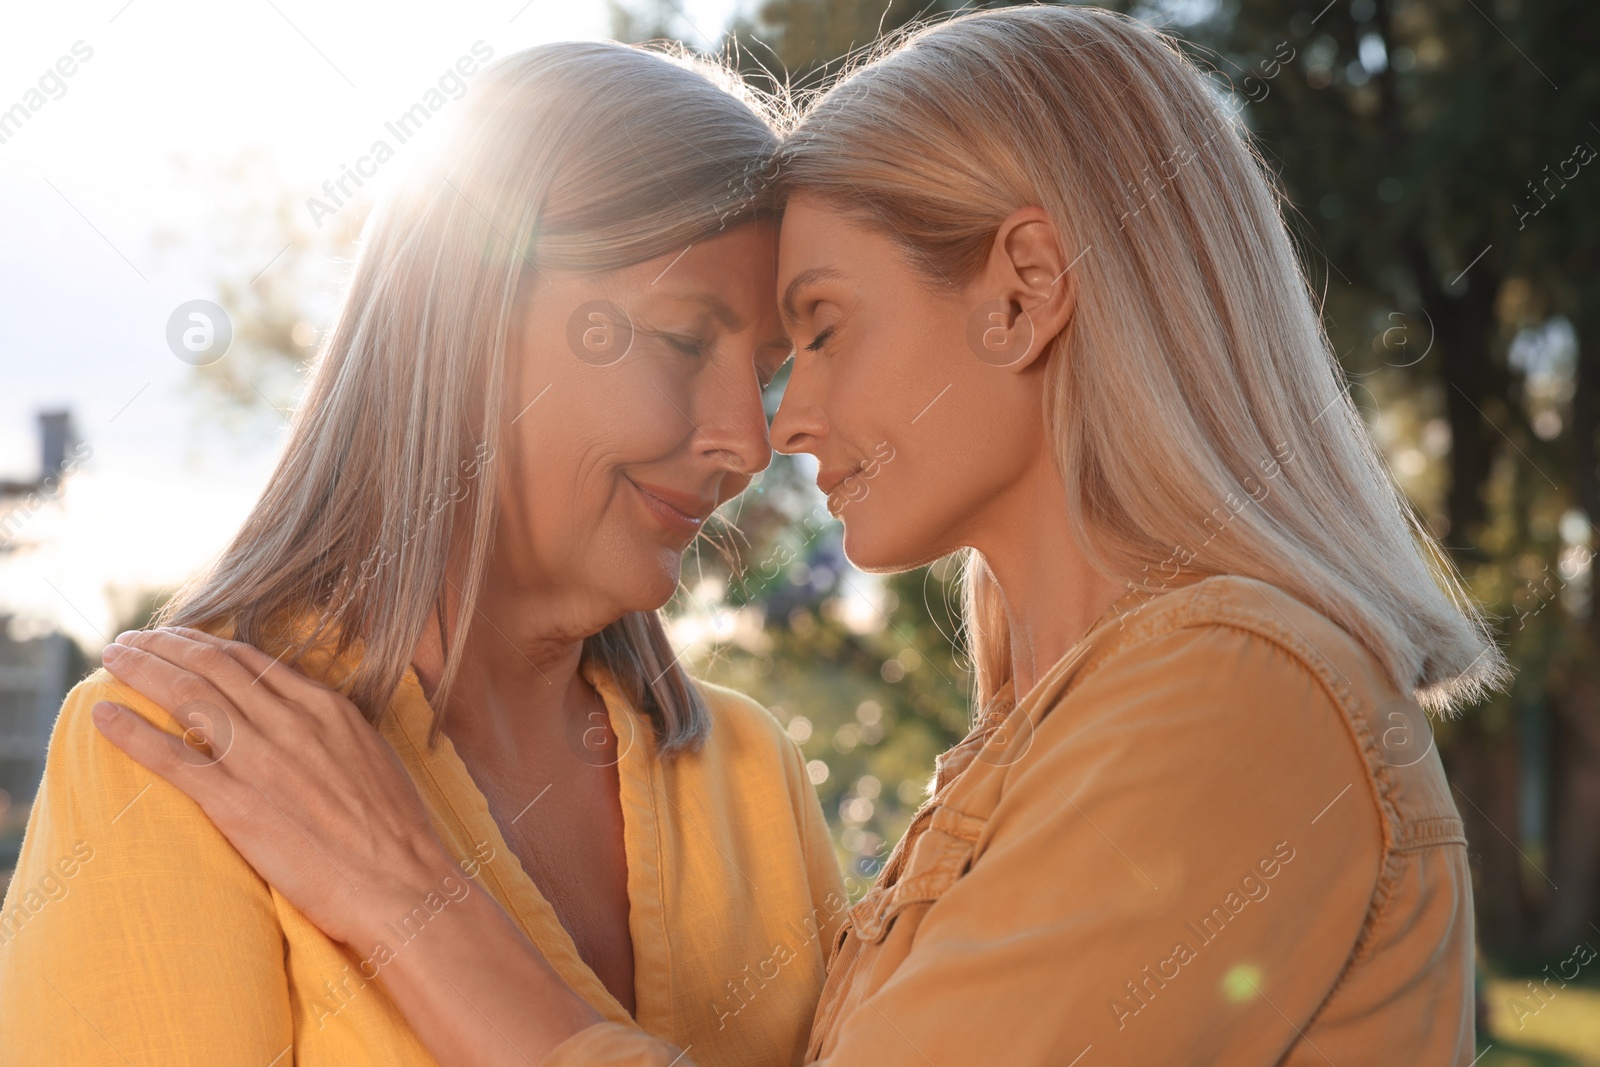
xmin=831 ymin=311 xmax=968 ymax=473
xmin=516 ymin=305 xmax=691 ymax=462
xmin=825 ymin=334 xmax=924 ymax=444
xmin=579 ymin=359 xmax=694 ymax=452
xmin=498 ymin=371 xmax=692 ymax=550
xmin=525 ymin=364 xmax=691 ymax=484
xmin=834 ymin=320 xmax=1029 ymax=562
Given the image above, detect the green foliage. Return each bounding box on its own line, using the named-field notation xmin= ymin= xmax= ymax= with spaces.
xmin=686 ymin=548 xmax=973 ymax=893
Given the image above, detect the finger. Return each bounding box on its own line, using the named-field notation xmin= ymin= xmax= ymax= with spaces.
xmin=90 ymin=701 xmax=229 ymax=793
xmin=113 ymin=629 xmax=306 ymax=740
xmin=99 ymin=640 xmax=244 ymax=755
xmin=158 ymin=626 xmax=314 ymax=702
xmin=91 ymin=701 xmax=270 ymax=841
xmin=113 ymin=628 xmax=273 ymax=705
xmin=156 ymin=627 xmax=368 ymax=739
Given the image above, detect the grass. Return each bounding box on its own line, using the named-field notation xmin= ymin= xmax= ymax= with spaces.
xmin=1477 ymin=969 xmax=1600 ymax=1066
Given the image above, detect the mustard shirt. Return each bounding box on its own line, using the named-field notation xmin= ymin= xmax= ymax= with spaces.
xmin=544 ymin=575 xmax=1477 ymax=1066
xmin=0 ymin=651 xmax=845 ymax=1066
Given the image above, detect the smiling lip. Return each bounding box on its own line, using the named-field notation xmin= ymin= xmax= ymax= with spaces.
xmin=628 ymin=478 xmax=716 ymax=537
xmin=818 ymin=463 xmax=865 ymax=498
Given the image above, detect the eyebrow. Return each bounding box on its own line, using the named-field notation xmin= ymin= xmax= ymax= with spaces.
xmin=781 ymin=267 xmax=845 ymax=326
xmin=644 ymin=290 xmax=744 ymax=330
xmin=692 ymin=293 xmax=741 ymax=329
xmin=654 ymin=292 xmax=790 ymax=354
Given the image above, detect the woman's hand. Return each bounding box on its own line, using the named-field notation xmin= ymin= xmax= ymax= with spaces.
xmin=92 ymin=627 xmax=461 ymax=953
xmin=93 ymin=627 xmax=610 ymax=1064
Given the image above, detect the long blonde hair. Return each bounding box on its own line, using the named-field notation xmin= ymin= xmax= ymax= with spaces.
xmin=163 ymin=42 xmax=781 ymax=751
xmin=775 ymin=5 xmax=1507 ymax=715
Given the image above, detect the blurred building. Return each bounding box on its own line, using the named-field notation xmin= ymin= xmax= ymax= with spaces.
xmin=0 ymin=411 xmax=88 ymax=880
xmin=0 ymin=625 xmax=73 ymax=809
xmin=0 ymin=410 xmax=77 ymax=551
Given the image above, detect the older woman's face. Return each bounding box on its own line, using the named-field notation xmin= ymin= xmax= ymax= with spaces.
xmin=498 ymin=221 xmax=788 ymax=622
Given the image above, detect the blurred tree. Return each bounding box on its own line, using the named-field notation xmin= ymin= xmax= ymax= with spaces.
xmin=724 ymin=0 xmax=938 ymax=90
xmin=158 ymin=150 xmax=364 ymax=432
xmin=680 ymin=538 xmax=973 ymax=890
xmin=609 ymin=0 xmax=686 ymax=44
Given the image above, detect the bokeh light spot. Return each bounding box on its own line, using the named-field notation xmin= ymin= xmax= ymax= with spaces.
xmin=1223 ymin=964 xmax=1264 ymax=1003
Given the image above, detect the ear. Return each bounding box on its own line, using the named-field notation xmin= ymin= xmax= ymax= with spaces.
xmin=964 ymin=206 xmax=1079 ymax=371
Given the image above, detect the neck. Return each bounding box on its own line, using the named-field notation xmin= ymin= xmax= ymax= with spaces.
xmin=970 ymin=458 xmax=1128 ymax=698
xmin=411 ymin=563 xmax=610 ymax=763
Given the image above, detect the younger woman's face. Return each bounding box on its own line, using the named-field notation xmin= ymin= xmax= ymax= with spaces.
xmin=771 ymin=196 xmax=1052 ymax=571
xmin=498 ymin=221 xmax=790 ymax=626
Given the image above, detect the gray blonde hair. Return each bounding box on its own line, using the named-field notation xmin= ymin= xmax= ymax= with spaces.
xmin=775 ymin=5 xmax=1507 ymax=715
xmin=163 ymin=42 xmax=781 ymax=751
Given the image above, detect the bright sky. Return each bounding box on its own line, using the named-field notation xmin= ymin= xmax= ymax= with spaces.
xmin=0 ymin=0 xmax=741 ymax=647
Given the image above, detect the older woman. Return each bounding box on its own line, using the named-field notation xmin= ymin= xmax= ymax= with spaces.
xmin=64 ymin=6 xmax=1496 ymax=1066
xmin=0 ymin=42 xmax=843 ymax=1067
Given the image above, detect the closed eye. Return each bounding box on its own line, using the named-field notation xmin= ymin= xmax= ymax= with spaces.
xmin=657 ymin=332 xmax=708 ymax=357
xmin=805 ymin=326 xmax=835 ymax=353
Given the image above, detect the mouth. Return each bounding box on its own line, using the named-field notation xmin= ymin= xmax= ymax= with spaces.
xmin=818 ymin=463 xmax=868 ymax=511
xmin=626 ymin=477 xmax=716 ymax=539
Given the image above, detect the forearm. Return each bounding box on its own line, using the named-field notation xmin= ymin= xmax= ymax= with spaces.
xmin=356 ymin=870 xmax=604 ymax=1066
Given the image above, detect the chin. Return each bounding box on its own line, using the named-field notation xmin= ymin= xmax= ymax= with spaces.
xmin=626 ymin=551 xmax=685 ymax=611
xmin=838 ymin=513 xmax=945 ymax=575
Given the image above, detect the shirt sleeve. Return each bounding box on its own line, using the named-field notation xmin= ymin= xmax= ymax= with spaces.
xmin=0 ymin=671 xmax=295 ymax=1065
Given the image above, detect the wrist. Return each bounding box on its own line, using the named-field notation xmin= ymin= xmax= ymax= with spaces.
xmin=362 ymin=871 xmax=605 ymax=1062
xmin=343 ymin=838 xmax=479 ymax=954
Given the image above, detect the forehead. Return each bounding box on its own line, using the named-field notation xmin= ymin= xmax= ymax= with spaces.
xmin=778 ymin=197 xmax=903 ymax=322
xmin=777 ymin=197 xmax=846 ymax=281
xmin=636 ymin=221 xmax=781 ymax=334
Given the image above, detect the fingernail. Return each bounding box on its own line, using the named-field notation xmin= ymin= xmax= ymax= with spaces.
xmin=102 ymin=644 xmax=123 ymax=663
xmin=91 ymin=702 xmax=120 ymax=725
xmin=114 ymin=630 xmax=141 ymax=644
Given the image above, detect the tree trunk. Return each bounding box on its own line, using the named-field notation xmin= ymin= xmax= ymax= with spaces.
xmin=1452 ymin=718 xmax=1533 ymax=949
xmin=1543 ymin=663 xmax=1600 ymax=948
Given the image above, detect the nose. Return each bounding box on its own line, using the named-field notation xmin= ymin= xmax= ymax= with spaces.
xmin=694 ymin=358 xmax=773 ymax=478
xmin=770 ymin=357 xmax=825 ymax=457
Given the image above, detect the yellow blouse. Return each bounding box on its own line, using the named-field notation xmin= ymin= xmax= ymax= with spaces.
xmin=0 ymin=649 xmax=845 ymax=1066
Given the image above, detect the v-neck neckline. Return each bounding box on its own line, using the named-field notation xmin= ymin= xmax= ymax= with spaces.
xmin=378 ymin=659 xmax=670 ymax=1032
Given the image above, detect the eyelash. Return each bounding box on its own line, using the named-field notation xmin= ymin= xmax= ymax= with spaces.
xmin=659 ymin=333 xmax=708 ymax=358
xmin=806 ymin=326 xmax=835 ymax=353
